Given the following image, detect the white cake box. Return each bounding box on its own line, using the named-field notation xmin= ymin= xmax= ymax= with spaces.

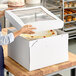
xmin=5 ymin=6 xmax=68 ymax=71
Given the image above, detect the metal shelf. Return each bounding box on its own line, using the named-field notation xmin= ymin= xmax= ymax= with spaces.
xmin=69 ymin=36 xmax=76 ymax=39
xmin=65 ymin=0 xmax=76 ymax=2
xmin=65 ymin=30 xmax=76 ymax=39
xmin=65 ymin=29 xmax=76 ymax=34
xmin=70 ymin=33 xmax=76 ymax=36
xmin=64 ymin=21 xmax=76 ymax=24
xmin=64 ymin=26 xmax=76 ymax=31
xmin=64 ymin=7 xmax=76 ymax=9
xmin=64 ymin=13 xmax=76 ymax=16
xmin=69 ymin=33 xmax=76 ymax=39
xmin=47 ymin=6 xmax=61 ymax=10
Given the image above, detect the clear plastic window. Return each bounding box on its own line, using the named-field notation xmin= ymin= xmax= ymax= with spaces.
xmin=12 ymin=8 xmax=56 ymax=24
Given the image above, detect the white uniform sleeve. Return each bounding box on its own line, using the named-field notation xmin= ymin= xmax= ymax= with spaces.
xmin=0 ymin=32 xmax=15 ymax=45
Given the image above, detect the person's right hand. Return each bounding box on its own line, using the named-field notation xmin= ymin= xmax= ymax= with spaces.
xmin=13 ymin=25 xmax=36 ymax=38
xmin=20 ymin=25 xmax=36 ymax=34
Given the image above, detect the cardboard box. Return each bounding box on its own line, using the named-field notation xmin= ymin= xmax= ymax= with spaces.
xmin=6 ymin=6 xmax=68 ymax=71
xmin=8 ymin=29 xmax=68 ymax=71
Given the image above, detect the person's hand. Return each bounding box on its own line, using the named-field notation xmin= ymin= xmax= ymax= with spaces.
xmin=20 ymin=25 xmax=36 ymax=34
xmin=13 ymin=25 xmax=36 ymax=38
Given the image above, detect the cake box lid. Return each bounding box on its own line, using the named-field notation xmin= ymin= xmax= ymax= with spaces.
xmin=5 ymin=6 xmax=64 ymax=32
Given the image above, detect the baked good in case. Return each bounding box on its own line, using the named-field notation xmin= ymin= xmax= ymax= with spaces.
xmin=73 ymin=17 xmax=76 ymax=21
xmin=64 ymin=2 xmax=68 ymax=8
xmin=65 ymin=23 xmax=73 ymax=28
xmin=74 ymin=3 xmax=76 ymax=7
xmin=68 ymin=11 xmax=72 ymax=14
xmin=68 ymin=2 xmax=73 ymax=7
xmin=64 ymin=19 xmax=66 ymax=22
xmin=67 ymin=16 xmax=72 ymax=22
xmin=64 ymin=12 xmax=67 ymax=15
xmin=67 ymin=18 xmax=72 ymax=22
xmin=64 ymin=9 xmax=76 ymax=14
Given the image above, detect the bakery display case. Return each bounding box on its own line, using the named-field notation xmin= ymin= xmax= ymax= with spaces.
xmin=5 ymin=6 xmax=68 ymax=71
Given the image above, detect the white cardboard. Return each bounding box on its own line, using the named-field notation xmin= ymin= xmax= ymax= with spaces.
xmin=5 ymin=6 xmax=64 ymax=31
xmin=8 ymin=29 xmax=68 ymax=71
xmin=6 ymin=6 xmax=68 ymax=71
